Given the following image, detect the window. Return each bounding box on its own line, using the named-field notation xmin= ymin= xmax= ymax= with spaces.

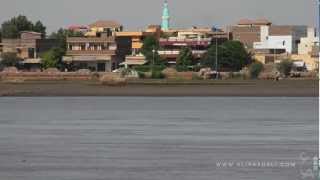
xmin=28 ymin=48 xmax=35 ymax=58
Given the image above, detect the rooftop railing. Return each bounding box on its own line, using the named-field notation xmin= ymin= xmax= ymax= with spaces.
xmin=67 ymin=36 xmax=115 ymax=43
xmin=66 ymin=50 xmax=116 ymax=56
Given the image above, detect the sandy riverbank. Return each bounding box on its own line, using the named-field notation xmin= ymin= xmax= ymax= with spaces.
xmin=0 ymin=79 xmax=318 ymax=97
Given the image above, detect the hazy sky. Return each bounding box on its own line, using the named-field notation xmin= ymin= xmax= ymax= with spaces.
xmin=0 ymin=0 xmax=317 ymax=32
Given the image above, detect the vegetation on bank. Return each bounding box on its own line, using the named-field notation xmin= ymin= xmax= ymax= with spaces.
xmin=0 ymin=52 xmax=22 ymax=67
xmin=40 ymin=48 xmax=65 ymax=69
xmin=249 ymin=62 xmax=264 ymax=79
xmin=277 ymin=59 xmax=293 ymax=77
xmin=201 ymin=41 xmax=252 ymax=72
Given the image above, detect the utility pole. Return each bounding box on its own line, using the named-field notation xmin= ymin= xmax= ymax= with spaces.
xmin=152 ymin=46 xmax=156 ymax=71
xmin=215 ymin=37 xmax=218 ymax=80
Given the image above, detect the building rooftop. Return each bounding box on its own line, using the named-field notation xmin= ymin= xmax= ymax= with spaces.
xmin=237 ymin=18 xmax=272 ymax=26
xmin=89 ymin=20 xmax=122 ymax=29
xmin=68 ymin=25 xmax=88 ymax=30
xmin=20 ymin=31 xmax=42 ymax=35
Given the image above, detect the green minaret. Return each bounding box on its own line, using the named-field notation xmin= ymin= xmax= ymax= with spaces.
xmin=161 ymin=0 xmax=170 ymax=31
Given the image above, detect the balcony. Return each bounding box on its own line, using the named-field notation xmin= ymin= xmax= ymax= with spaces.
xmin=66 ymin=50 xmax=116 ymax=56
xmin=159 ymin=38 xmax=212 ymax=46
xmin=158 ymin=50 xmax=207 ymax=58
xmin=158 ymin=50 xmax=207 ymax=55
xmin=67 ymin=36 xmax=115 ymax=43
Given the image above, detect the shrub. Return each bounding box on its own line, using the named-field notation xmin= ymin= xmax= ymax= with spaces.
xmin=192 ymin=73 xmax=203 ymax=80
xmin=0 ymin=52 xmax=22 ymax=67
xmin=176 ymin=65 xmax=190 ymax=72
xmin=100 ymin=75 xmax=127 ymax=86
xmin=151 ymin=70 xmax=165 ymax=79
xmin=249 ymin=62 xmax=264 ymax=79
xmin=134 ymin=65 xmax=165 ymax=72
xmin=134 ymin=65 xmax=150 ymax=72
xmin=138 ymin=71 xmax=145 ymax=79
xmin=277 ymin=59 xmax=293 ymax=77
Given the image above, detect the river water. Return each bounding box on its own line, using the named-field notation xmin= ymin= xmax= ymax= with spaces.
xmin=0 ymin=97 xmax=318 ymax=180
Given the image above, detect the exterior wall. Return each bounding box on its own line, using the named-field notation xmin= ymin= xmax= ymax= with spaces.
xmin=177 ymin=31 xmax=207 ymax=39
xmin=20 ymin=32 xmax=42 ymax=40
xmin=1 ymin=33 xmax=59 ymax=59
xmin=254 ymin=35 xmax=293 ymax=53
xmin=269 ymin=25 xmax=307 ymax=53
xmin=298 ymin=28 xmax=318 ymax=55
xmin=115 ymin=31 xmax=144 ymax=54
xmin=231 ymin=24 xmax=307 ymax=53
xmin=253 ymin=26 xmax=303 ymax=54
xmin=230 ymin=26 xmax=261 ymax=49
xmin=85 ymin=27 xmax=122 ymax=37
xmin=254 ymin=53 xmax=318 ymax=71
xmin=253 ymin=54 xmax=290 ymax=64
xmin=115 ymin=36 xmax=132 ymax=67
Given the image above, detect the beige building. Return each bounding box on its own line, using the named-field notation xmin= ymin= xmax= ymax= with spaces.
xmin=298 ymin=28 xmax=318 ymax=55
xmin=63 ymin=20 xmax=131 ymax=72
xmin=290 ymin=27 xmax=319 ymax=71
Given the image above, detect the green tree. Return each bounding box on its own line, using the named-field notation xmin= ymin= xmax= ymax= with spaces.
xmin=14 ymin=15 xmax=34 ymax=32
xmin=201 ymin=40 xmax=251 ymax=71
xmin=0 ymin=52 xmax=22 ymax=67
xmin=249 ymin=62 xmax=264 ymax=79
xmin=49 ymin=28 xmax=84 ymax=52
xmin=41 ymin=48 xmax=65 ymax=69
xmin=1 ymin=15 xmax=46 ymax=38
xmin=277 ymin=59 xmax=293 ymax=77
xmin=176 ymin=47 xmax=193 ymax=71
xmin=1 ymin=22 xmax=19 ymax=39
xmin=201 ymin=44 xmax=222 ymax=70
xmin=141 ymin=36 xmax=162 ymax=66
xmin=33 ymin=21 xmax=46 ymax=38
xmin=177 ymin=47 xmax=193 ymax=66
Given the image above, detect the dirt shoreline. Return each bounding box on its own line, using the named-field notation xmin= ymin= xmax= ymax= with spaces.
xmin=0 ymin=80 xmax=318 ymax=97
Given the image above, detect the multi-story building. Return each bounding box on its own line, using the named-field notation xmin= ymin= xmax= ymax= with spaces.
xmin=0 ymin=31 xmax=59 ymax=69
xmin=229 ymin=19 xmax=271 ymax=49
xmin=63 ymin=20 xmax=131 ymax=72
xmin=158 ymin=27 xmax=229 ymax=64
xmin=290 ymin=28 xmax=319 ymax=71
xmin=230 ymin=19 xmax=308 ymax=53
xmin=298 ymin=28 xmax=319 ymax=55
xmin=253 ymin=26 xmax=294 ymax=54
xmin=115 ymin=25 xmax=161 ymax=67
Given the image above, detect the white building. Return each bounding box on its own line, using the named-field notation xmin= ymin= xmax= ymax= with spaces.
xmin=253 ymin=26 xmax=293 ymax=54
